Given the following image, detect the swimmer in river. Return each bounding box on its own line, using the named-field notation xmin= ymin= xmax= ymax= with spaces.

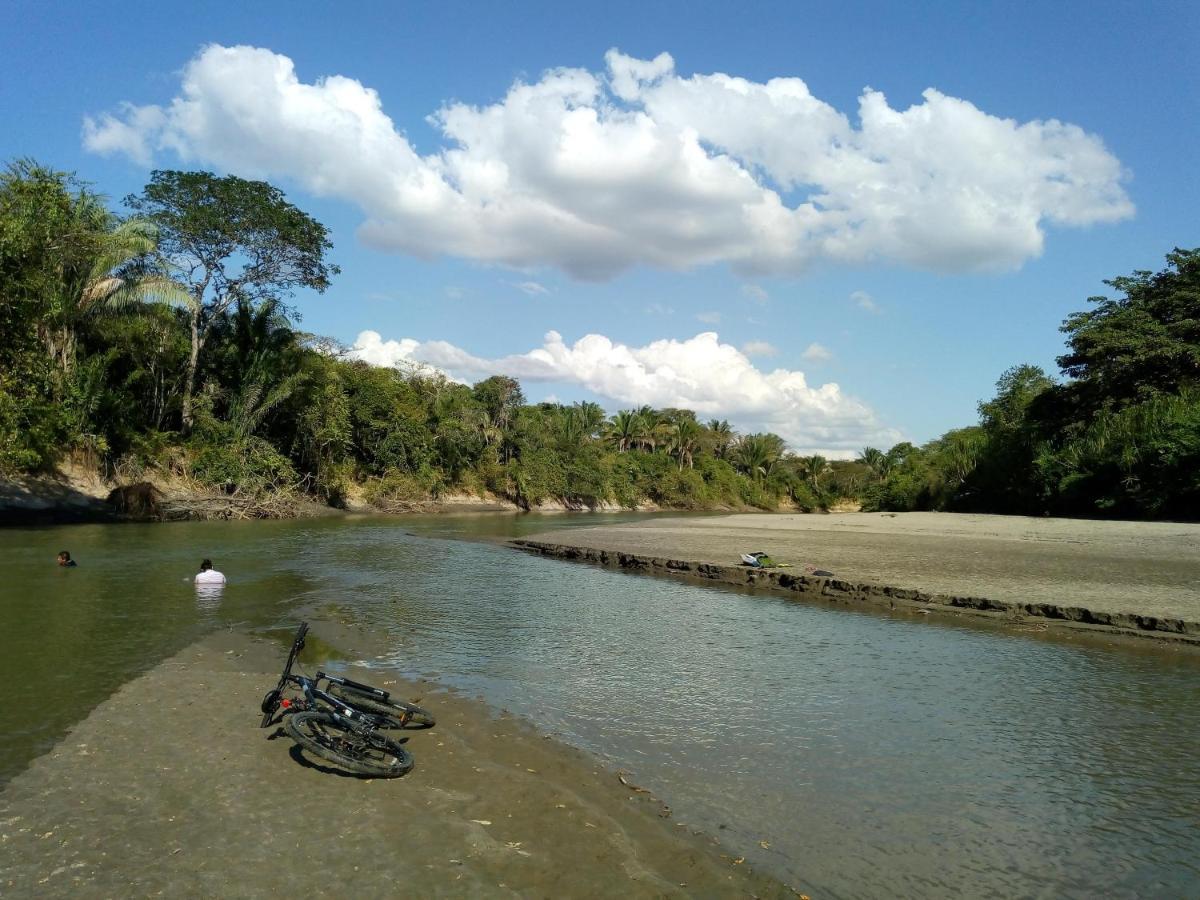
xmin=194 ymin=558 xmax=226 ymax=585
xmin=57 ymin=550 xmax=77 ymax=568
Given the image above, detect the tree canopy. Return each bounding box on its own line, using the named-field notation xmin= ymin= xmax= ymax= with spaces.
xmin=125 ymin=170 xmax=339 ymax=429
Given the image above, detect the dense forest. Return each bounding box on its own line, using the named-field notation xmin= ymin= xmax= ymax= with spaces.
xmin=2 ymin=160 xmax=1197 ymax=519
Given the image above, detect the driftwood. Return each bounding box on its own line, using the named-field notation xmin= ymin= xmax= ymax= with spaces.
xmin=106 ymin=481 xmax=299 ymax=521
xmin=157 ymin=493 xmax=300 ymax=521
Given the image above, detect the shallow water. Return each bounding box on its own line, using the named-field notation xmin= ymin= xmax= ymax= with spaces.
xmin=3 ymin=515 xmax=1199 ymax=898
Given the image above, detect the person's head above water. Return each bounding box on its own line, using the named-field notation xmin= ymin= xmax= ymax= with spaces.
xmin=57 ymin=550 xmax=74 ymax=566
xmin=200 ymin=558 xmax=214 ymax=571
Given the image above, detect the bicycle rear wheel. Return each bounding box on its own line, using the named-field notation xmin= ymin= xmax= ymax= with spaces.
xmin=284 ymin=711 xmax=413 ymax=777
xmin=328 ymin=683 xmax=436 ymax=730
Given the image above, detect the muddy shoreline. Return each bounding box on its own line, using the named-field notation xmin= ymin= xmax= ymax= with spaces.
xmin=0 ymin=628 xmax=794 ymax=898
xmin=512 ymin=513 xmax=1200 ymax=646
xmin=0 ymin=471 xmax=675 ymax=527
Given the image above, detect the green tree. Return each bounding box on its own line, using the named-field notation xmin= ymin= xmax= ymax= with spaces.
xmin=733 ymin=433 xmax=784 ymax=482
xmin=472 ymin=375 xmax=524 ymax=462
xmin=706 ymin=419 xmax=735 ymax=458
xmin=668 ymin=418 xmax=702 ymax=470
xmin=126 ymin=171 xmax=338 ymax=431
xmin=1057 ymin=248 xmax=1200 ymax=407
xmin=606 ymin=409 xmax=639 ymax=452
xmin=856 ymin=446 xmax=889 ymax=480
xmin=963 ymin=365 xmax=1056 ymax=513
xmin=798 ymin=454 xmax=829 ymax=493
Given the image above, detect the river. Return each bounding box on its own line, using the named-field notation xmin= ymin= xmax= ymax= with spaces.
xmin=3 ymin=514 xmax=1198 ymax=898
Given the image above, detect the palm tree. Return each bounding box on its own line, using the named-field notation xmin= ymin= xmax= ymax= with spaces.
xmin=606 ymin=409 xmax=639 ymax=452
xmin=668 ymin=418 xmax=702 ymax=470
xmin=857 ymin=447 xmax=891 ymax=481
xmin=799 ymin=454 xmax=830 ymax=492
xmin=937 ymin=428 xmax=984 ymax=488
xmin=559 ymin=406 xmax=585 ymax=450
xmin=632 ymin=406 xmax=658 ymax=452
xmin=706 ymin=419 xmax=734 ymax=458
xmin=574 ymin=401 xmax=606 ymax=439
xmin=734 ymin=433 xmax=784 ymax=481
xmin=42 ymin=202 xmax=188 ymax=383
xmin=219 ymin=301 xmax=306 ymax=441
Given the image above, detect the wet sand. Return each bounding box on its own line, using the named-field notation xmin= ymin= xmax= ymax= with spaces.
xmin=0 ymin=630 xmax=791 ymax=898
xmin=518 ymin=512 xmax=1200 ymax=640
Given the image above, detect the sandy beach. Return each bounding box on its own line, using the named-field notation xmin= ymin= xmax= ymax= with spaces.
xmin=518 ymin=512 xmax=1200 ymax=640
xmin=0 ymin=628 xmax=791 ymax=898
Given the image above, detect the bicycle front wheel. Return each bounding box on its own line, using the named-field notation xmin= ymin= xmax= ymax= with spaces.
xmin=284 ymin=711 xmax=414 ymax=778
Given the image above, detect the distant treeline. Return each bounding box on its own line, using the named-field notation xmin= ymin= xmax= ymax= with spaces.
xmin=2 ymin=159 xmax=1196 ymax=519
xmin=857 ymin=248 xmax=1200 ymax=519
xmin=0 ymin=160 xmax=856 ymax=512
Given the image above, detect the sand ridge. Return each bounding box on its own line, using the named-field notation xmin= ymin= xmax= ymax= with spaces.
xmin=517 ymin=512 xmax=1200 ymax=639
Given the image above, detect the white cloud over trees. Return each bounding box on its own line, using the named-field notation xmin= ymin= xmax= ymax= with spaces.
xmin=349 ymin=329 xmax=900 ymax=455
xmin=85 ymin=44 xmax=1132 ymax=281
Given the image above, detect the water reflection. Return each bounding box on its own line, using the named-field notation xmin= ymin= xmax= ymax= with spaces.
xmin=194 ymin=583 xmax=224 ymax=609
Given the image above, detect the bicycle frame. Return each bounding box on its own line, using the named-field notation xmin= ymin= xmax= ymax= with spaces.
xmin=277 ymin=671 xmax=397 ymax=732
xmin=260 ymin=621 xmax=404 ymax=732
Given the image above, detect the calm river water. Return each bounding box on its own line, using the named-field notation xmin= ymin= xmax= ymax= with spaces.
xmin=3 ymin=514 xmax=1199 ymax=898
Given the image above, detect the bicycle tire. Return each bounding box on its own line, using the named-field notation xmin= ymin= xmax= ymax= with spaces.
xmin=284 ymin=711 xmax=414 ymax=778
xmin=328 ymin=683 xmax=436 ymax=729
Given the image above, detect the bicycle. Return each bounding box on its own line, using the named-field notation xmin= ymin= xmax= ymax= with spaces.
xmin=260 ymin=622 xmax=430 ymax=777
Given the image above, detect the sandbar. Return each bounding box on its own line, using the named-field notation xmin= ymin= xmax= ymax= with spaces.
xmin=518 ymin=512 xmax=1200 ymax=641
xmin=0 ymin=629 xmax=791 ymax=898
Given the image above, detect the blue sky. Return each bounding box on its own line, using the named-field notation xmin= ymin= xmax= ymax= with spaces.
xmin=3 ymin=0 xmax=1197 ymax=454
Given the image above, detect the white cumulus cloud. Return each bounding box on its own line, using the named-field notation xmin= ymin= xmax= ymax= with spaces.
xmin=348 ymin=328 xmax=900 ymax=455
xmin=84 ymin=44 xmax=1132 ymax=281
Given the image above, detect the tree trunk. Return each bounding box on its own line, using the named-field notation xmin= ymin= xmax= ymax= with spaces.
xmin=181 ymin=308 xmax=203 ymax=433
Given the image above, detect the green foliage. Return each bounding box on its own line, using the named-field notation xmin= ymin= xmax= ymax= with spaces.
xmin=0 ymin=367 xmax=62 ymax=472
xmin=8 ymin=157 xmax=1198 ymax=522
xmin=363 ymin=467 xmax=444 ymax=508
xmin=1057 ymin=248 xmax=1200 ymax=406
xmin=189 ymin=436 xmax=299 ymax=495
xmin=125 ymin=170 xmax=339 ymax=430
xmin=868 ymin=249 xmax=1200 ymax=520
xmin=1035 ymin=390 xmax=1200 ymax=518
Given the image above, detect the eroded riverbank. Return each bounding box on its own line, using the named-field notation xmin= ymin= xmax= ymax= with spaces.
xmin=515 ymin=512 xmax=1200 ymax=644
xmin=0 ymin=629 xmax=790 ymax=898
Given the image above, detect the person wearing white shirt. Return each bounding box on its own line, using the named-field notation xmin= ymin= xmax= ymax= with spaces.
xmin=194 ymin=558 xmax=227 ymax=585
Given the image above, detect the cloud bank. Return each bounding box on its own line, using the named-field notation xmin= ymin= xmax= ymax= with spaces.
xmin=85 ymin=44 xmax=1132 ymax=280
xmin=349 ymin=329 xmax=900 ymax=455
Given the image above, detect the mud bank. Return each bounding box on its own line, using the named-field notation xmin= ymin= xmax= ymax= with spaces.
xmin=0 ymin=471 xmax=669 ymax=526
xmin=0 ymin=630 xmax=793 ymax=898
xmin=512 ymin=537 xmax=1200 ymax=645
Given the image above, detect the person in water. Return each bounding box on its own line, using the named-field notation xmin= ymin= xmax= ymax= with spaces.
xmin=194 ymin=558 xmax=226 ymax=585
xmin=57 ymin=550 xmax=77 ymax=567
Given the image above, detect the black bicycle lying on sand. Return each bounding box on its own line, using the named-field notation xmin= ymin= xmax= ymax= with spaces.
xmin=260 ymin=622 xmax=435 ymax=777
